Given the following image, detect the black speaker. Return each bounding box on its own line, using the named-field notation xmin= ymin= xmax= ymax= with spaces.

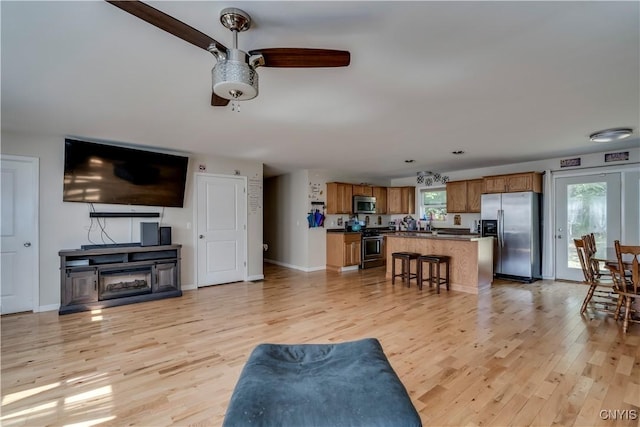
xmin=159 ymin=226 xmax=172 ymax=245
xmin=140 ymin=222 xmax=159 ymax=246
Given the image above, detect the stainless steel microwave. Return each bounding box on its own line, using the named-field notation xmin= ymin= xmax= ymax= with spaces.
xmin=353 ymin=196 xmax=376 ymax=214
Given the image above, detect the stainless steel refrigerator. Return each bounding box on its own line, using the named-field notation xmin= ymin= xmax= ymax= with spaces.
xmin=481 ymin=192 xmax=541 ymax=282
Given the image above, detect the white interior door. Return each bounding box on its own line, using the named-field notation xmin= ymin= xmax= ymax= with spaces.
xmin=1 ymin=156 xmax=39 ymax=314
xmin=555 ymin=173 xmax=621 ymax=281
xmin=196 ymin=174 xmax=246 ymax=286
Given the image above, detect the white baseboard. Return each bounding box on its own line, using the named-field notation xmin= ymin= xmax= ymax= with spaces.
xmin=264 ymin=258 xmax=326 ymax=273
xmin=182 ymin=283 xmax=197 ymax=291
xmin=247 ymin=274 xmax=265 ymax=281
xmin=37 ymin=304 xmax=60 ymax=313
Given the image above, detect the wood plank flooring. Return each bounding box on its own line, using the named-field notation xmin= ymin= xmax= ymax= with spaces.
xmin=2 ymin=264 xmax=639 ymax=426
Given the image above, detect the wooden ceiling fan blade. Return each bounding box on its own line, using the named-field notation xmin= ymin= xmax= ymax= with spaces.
xmin=211 ymin=92 xmax=230 ymax=107
xmin=106 ymin=1 xmax=227 ymax=52
xmin=248 ymin=48 xmax=350 ymax=68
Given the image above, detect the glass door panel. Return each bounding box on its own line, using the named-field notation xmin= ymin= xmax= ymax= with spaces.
xmin=555 ymin=173 xmax=621 ymax=281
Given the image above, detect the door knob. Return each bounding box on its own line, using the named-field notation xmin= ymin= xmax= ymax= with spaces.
xmin=23 ymin=242 xmax=31 ymax=247
xmin=199 ymin=235 xmax=204 ymax=239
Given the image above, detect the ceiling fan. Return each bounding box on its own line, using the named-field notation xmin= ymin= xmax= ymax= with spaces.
xmin=106 ymin=1 xmax=351 ymax=107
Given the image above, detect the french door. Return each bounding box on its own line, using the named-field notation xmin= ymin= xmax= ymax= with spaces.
xmin=554 ymin=173 xmax=621 ymax=281
xmin=195 ymin=174 xmax=247 ymax=286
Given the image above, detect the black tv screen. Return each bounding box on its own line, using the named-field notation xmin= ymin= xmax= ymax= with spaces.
xmin=63 ymin=139 xmax=189 ymax=207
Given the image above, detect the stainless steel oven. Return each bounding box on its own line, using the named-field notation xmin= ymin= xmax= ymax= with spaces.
xmin=361 ymin=230 xmax=385 ymax=269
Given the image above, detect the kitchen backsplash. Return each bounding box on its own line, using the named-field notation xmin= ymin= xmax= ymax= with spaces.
xmin=415 ymin=213 xmax=481 ymax=231
xmin=324 ymin=214 xmax=392 ymax=229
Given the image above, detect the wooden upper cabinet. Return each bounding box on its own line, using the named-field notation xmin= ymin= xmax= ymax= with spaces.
xmin=387 ymin=187 xmax=402 ymax=214
xmin=372 ymin=186 xmax=387 ymax=214
xmin=466 ymin=179 xmax=483 ymax=213
xmin=326 ymin=182 xmax=353 ymax=214
xmin=327 ymin=183 xmax=416 ymax=215
xmin=483 ymin=176 xmax=507 ymax=194
xmin=506 ymin=172 xmax=542 ymax=193
xmin=388 ymin=186 xmax=415 ymax=214
xmin=352 ymin=185 xmax=373 ymax=196
xmin=483 ymin=172 xmax=542 ymax=194
xmin=446 ymin=179 xmax=483 ymax=213
xmin=401 ymin=187 xmax=415 ymax=214
xmin=446 ymin=181 xmax=468 ymax=213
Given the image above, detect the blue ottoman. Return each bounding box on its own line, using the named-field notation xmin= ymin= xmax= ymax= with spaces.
xmin=222 ymin=338 xmax=422 ymax=427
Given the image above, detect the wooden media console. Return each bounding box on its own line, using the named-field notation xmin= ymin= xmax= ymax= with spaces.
xmin=59 ymin=244 xmax=181 ymax=314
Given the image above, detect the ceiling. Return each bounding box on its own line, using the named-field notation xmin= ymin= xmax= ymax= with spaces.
xmin=2 ymin=1 xmax=639 ymax=180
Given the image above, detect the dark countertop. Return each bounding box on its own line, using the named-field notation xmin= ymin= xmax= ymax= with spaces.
xmin=326 ymin=228 xmax=480 ymax=236
xmin=326 ymin=229 xmax=362 ymax=234
xmin=387 ymin=233 xmax=488 ymax=241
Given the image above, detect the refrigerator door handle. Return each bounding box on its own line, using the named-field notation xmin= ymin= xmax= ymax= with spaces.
xmin=496 ymin=210 xmax=501 ymax=248
xmin=499 ymin=209 xmax=505 ymax=248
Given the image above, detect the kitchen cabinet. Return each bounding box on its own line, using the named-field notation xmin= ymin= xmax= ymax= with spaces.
xmin=387 ymin=187 xmax=415 ymax=214
xmin=387 ymin=187 xmax=401 ymax=214
xmin=483 ymin=172 xmax=542 ymax=194
xmin=372 ymin=186 xmax=387 ymax=214
xmin=483 ymin=176 xmax=506 ymax=193
xmin=326 ymin=182 xmax=353 ymax=214
xmin=467 ymin=179 xmax=483 ymax=212
xmin=326 ymin=232 xmax=361 ymax=271
xmin=352 ymin=185 xmax=373 ymax=197
xmin=505 ymin=172 xmax=542 ymax=192
xmin=344 ymin=236 xmax=361 ymax=267
xmin=446 ymin=179 xmax=483 ymax=213
xmin=402 ymin=187 xmax=416 ymax=214
xmin=446 ymin=181 xmax=468 ymax=213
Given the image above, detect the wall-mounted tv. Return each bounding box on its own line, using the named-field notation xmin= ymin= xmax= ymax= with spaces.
xmin=63 ymin=139 xmax=189 ymax=207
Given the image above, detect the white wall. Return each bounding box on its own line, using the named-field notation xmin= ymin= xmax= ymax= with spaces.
xmin=1 ymin=130 xmax=264 ymax=310
xmin=263 ymin=170 xmax=309 ymax=270
xmin=264 ymin=169 xmax=391 ymax=271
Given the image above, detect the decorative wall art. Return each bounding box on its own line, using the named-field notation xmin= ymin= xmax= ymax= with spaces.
xmin=416 ymin=171 xmax=449 ymax=186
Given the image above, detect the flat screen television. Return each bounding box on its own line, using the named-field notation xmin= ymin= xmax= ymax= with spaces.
xmin=63 ymin=139 xmax=189 ymax=207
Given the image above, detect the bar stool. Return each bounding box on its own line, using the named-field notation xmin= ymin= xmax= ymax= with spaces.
xmin=391 ymin=252 xmax=420 ymax=287
xmin=417 ymin=255 xmax=450 ymax=294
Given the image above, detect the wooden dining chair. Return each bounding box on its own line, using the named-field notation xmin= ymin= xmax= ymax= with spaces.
xmin=574 ymin=236 xmax=616 ymax=315
xmin=606 ymin=240 xmax=640 ymax=333
xmin=583 ymin=233 xmax=610 ymax=279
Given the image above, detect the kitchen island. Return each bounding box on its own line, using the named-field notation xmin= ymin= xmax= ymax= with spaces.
xmin=385 ymin=233 xmax=494 ymax=294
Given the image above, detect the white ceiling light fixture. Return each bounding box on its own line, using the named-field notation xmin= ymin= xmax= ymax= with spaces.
xmin=589 ymin=127 xmax=633 ymax=142
xmin=208 ymin=9 xmax=263 ymax=111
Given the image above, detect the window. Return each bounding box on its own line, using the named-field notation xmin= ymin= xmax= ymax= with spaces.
xmin=420 ymin=188 xmax=447 ymax=221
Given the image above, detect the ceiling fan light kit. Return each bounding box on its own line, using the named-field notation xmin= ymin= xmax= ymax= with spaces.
xmin=209 ymin=8 xmax=260 ymax=101
xmin=211 ymin=49 xmax=259 ymax=101
xmin=106 ymin=1 xmax=350 ymax=108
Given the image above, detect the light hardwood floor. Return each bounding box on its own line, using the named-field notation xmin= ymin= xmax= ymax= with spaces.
xmin=2 ymin=264 xmax=639 ymax=426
